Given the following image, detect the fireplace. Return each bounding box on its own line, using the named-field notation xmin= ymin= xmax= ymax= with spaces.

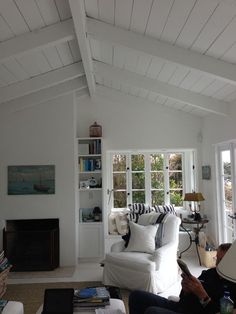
xmin=3 ymin=219 xmax=59 ymax=271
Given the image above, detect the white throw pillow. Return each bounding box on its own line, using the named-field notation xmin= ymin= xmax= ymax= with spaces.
xmin=124 ymin=221 xmax=158 ymax=253
xmin=138 ymin=212 xmax=159 ymax=226
xmin=108 ymin=213 xmax=119 ymax=235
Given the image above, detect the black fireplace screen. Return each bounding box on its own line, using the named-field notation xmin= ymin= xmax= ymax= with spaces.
xmin=3 ymin=219 xmax=59 ymax=271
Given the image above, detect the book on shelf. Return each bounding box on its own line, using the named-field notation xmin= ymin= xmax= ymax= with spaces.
xmin=0 ymin=251 xmax=11 ymax=272
xmin=74 ymin=287 xmax=110 ymax=309
xmin=0 ymin=258 xmax=10 ymax=271
xmin=79 ymin=158 xmax=101 ymax=172
xmin=0 ymin=300 xmax=8 ymax=312
xmin=0 ymin=251 xmax=4 ymax=263
xmin=89 ymin=140 xmax=101 ymax=155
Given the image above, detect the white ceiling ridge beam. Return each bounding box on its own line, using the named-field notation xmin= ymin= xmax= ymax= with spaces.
xmin=0 ymin=78 xmax=88 ymax=116
xmin=0 ymin=62 xmax=84 ymax=104
xmin=69 ymin=0 xmax=95 ymax=95
xmin=88 ymin=18 xmax=236 ymax=86
xmin=94 ymin=61 xmax=229 ymax=116
xmin=0 ymin=19 xmax=74 ymax=63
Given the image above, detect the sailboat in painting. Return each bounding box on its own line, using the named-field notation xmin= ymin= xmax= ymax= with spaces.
xmin=33 ymin=173 xmax=50 ymax=193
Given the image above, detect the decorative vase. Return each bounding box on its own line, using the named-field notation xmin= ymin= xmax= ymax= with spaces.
xmin=89 ymin=122 xmax=102 ymax=137
xmin=93 ymin=206 xmax=102 ymax=221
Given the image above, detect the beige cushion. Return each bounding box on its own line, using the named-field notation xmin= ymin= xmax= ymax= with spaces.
xmin=115 ymin=212 xmax=129 ymax=235
xmin=108 ymin=213 xmax=119 ymax=235
xmin=124 ymin=221 xmax=158 ymax=253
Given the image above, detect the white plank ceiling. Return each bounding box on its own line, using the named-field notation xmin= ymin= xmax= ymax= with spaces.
xmin=1 ymin=0 xmax=236 ymax=117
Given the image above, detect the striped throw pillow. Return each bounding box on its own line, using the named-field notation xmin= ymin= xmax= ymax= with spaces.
xmin=128 ymin=203 xmax=154 ymax=223
xmin=153 ymin=204 xmax=176 ymax=215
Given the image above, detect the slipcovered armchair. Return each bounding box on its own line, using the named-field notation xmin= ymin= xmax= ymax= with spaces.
xmin=103 ymin=212 xmax=181 ymax=294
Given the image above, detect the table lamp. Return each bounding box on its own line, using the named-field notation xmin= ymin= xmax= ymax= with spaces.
xmin=184 ymin=192 xmax=205 ymax=221
xmin=217 ymin=240 xmax=236 ymax=283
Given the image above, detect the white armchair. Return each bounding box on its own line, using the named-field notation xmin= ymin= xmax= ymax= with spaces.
xmin=102 ymin=213 xmax=181 ymax=294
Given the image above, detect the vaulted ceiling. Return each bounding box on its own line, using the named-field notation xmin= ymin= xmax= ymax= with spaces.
xmin=1 ymin=0 xmax=236 ymax=117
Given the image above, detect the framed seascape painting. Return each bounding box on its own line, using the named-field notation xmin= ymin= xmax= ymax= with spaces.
xmin=8 ymin=165 xmax=55 ymax=195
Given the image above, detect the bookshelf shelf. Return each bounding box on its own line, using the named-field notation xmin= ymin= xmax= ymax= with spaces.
xmin=77 ymin=137 xmax=103 ymax=259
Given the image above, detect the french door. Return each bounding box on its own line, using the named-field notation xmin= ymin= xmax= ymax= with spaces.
xmin=216 ymin=142 xmax=236 ymax=243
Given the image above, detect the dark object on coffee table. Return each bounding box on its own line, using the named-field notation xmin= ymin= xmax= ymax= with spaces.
xmin=42 ymin=288 xmax=74 ymax=314
xmin=106 ymin=286 xmax=122 ymax=300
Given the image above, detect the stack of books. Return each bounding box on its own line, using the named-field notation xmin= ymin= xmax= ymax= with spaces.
xmin=74 ymin=287 xmax=110 ymax=311
xmin=0 ymin=251 xmax=11 ymax=298
xmin=0 ymin=251 xmax=11 ymax=272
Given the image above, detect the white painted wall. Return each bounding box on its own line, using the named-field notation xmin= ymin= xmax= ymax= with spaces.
xmin=76 ymin=93 xmax=203 ymax=150
xmin=0 ymin=88 xmax=207 ymax=265
xmin=76 ymin=92 xmax=203 ymax=244
xmin=0 ymin=93 xmax=77 ymax=266
xmin=201 ymin=105 xmax=236 ymax=244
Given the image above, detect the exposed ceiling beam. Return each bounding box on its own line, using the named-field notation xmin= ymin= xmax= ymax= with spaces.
xmin=88 ymin=18 xmax=236 ymax=86
xmin=0 ymin=62 xmax=84 ymax=104
xmin=0 ymin=78 xmax=88 ymax=115
xmin=94 ymin=61 xmax=229 ymax=116
xmin=0 ymin=19 xmax=74 ymax=63
xmin=69 ymin=0 xmax=95 ymax=95
xmin=96 ymin=85 xmax=203 ymax=119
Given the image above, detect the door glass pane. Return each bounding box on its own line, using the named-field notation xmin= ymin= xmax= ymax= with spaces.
xmin=221 ymin=150 xmax=234 ymax=242
xmin=133 ymin=191 xmax=145 ymax=203
xmin=169 ymin=154 xmax=183 ymax=206
xmin=169 ymin=153 xmax=182 ymax=170
xmin=151 ymin=154 xmax=164 ymax=171
xmin=113 ymin=154 xmax=126 ymax=171
xmin=151 ymin=173 xmax=164 ymax=189
xmin=132 ymin=173 xmax=145 ymax=189
xmin=169 ymin=172 xmax=182 ymax=188
xmin=114 ymin=191 xmax=127 ymax=208
xmin=170 ymin=191 xmax=183 ymax=206
xmin=113 ymin=173 xmax=126 ymax=189
xmin=222 ymin=151 xmax=232 ymax=211
xmin=131 ymin=154 xmax=144 ymax=171
xmin=224 ymin=179 xmax=232 ymax=211
xmin=151 ymin=190 xmax=164 ymax=206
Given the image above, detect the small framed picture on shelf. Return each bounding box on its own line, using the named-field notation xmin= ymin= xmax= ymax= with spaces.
xmin=95 ymin=159 xmax=101 ymax=170
xmin=80 ymin=181 xmax=89 ymax=189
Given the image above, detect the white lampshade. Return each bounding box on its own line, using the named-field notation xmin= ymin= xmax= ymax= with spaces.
xmin=216 ymin=240 xmax=236 ymax=283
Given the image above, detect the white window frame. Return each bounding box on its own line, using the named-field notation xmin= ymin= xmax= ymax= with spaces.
xmin=215 ymin=140 xmax=236 ymax=244
xmin=107 ymin=149 xmax=197 ymax=212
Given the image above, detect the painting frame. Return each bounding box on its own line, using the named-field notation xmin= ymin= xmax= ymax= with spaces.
xmin=8 ymin=165 xmax=55 ymax=195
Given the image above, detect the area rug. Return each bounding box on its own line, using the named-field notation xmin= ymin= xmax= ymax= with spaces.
xmin=8 ymin=267 xmax=75 ymax=279
xmin=3 ymin=281 xmax=130 ymax=314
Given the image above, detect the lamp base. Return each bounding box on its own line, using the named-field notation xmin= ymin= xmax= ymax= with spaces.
xmin=194 ymin=212 xmax=202 ymax=221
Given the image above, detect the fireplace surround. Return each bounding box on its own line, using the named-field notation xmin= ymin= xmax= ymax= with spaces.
xmin=3 ymin=219 xmax=59 ymax=271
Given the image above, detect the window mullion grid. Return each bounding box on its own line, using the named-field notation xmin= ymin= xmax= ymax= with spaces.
xmin=145 ymin=153 xmax=151 ymax=205
xmin=164 ymin=154 xmax=170 ymax=204
xmin=220 ymin=149 xmax=228 ymax=241
xmin=230 ymin=143 xmax=236 ymax=214
xmin=230 ymin=143 xmax=236 ymax=240
xmin=127 ymin=154 xmax=132 ymax=205
xmin=110 ymin=153 xmax=114 ymax=211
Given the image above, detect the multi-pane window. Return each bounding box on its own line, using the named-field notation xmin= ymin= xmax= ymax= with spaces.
xmin=112 ymin=154 xmax=127 ymax=208
xmin=109 ymin=151 xmax=194 ymax=210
